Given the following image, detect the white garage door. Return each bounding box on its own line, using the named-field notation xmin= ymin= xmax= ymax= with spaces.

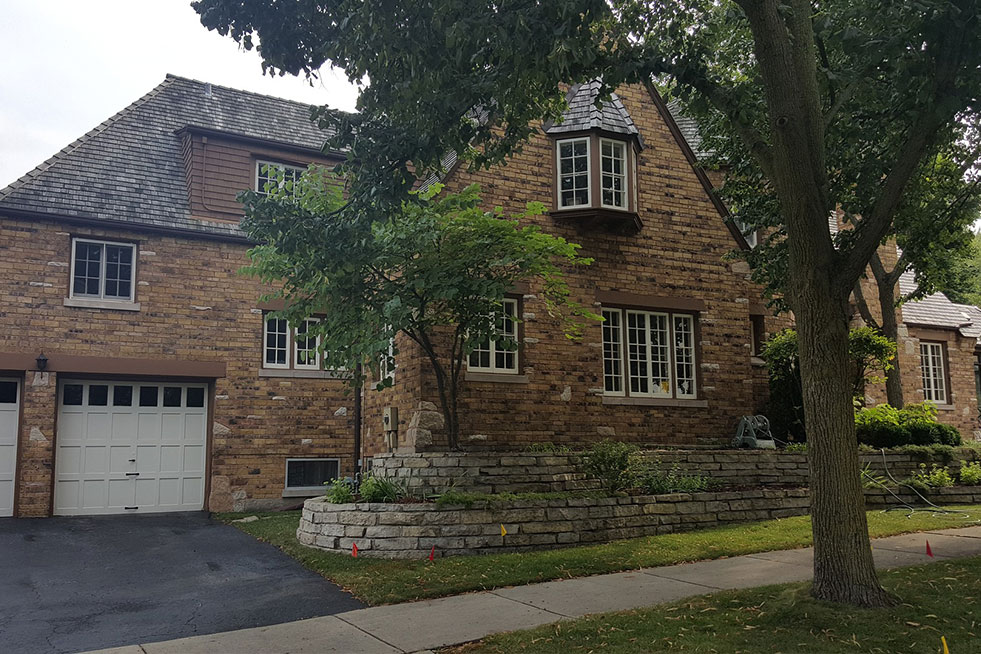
xmin=0 ymin=378 xmax=20 ymax=517
xmin=55 ymin=380 xmax=208 ymax=515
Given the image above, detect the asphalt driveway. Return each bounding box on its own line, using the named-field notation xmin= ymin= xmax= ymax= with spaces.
xmin=0 ymin=512 xmax=364 ymax=654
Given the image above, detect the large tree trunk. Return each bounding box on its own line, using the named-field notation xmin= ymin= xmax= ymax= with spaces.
xmin=876 ymin=276 xmax=905 ymax=408
xmin=794 ymin=280 xmax=898 ymax=606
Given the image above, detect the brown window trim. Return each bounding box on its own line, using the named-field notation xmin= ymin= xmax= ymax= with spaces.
xmin=549 ymin=131 xmax=642 ymax=231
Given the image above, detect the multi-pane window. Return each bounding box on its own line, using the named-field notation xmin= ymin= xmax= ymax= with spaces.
xmin=295 ymin=319 xmax=321 ymax=369
xmin=557 ymin=138 xmax=591 ymax=208
xmin=600 ymin=139 xmax=626 ymax=208
xmin=256 ymin=160 xmax=305 ymax=197
xmin=735 ymin=218 xmax=759 ymax=248
xmin=468 ymin=298 xmax=519 ymax=373
xmin=920 ymin=342 xmax=948 ymax=404
xmin=602 ymin=308 xmax=698 ymax=399
xmin=264 ymin=317 xmax=290 ymax=368
xmin=70 ymin=239 xmax=135 ymax=301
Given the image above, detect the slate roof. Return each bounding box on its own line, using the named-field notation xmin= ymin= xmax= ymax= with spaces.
xmin=899 ymin=270 xmax=981 ymax=338
xmin=665 ymin=100 xmax=706 ymax=157
xmin=544 ymin=80 xmax=641 ymax=143
xmin=0 ymin=75 xmax=335 ymax=239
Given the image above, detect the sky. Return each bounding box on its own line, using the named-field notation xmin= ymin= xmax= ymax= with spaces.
xmin=0 ymin=0 xmax=360 ymax=189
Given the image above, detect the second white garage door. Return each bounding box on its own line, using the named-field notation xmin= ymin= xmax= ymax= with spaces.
xmin=55 ymin=380 xmax=208 ymax=516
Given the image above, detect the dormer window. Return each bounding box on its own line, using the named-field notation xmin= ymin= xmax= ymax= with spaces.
xmin=544 ymin=81 xmax=643 ymax=232
xmin=256 ymin=160 xmax=305 ymax=198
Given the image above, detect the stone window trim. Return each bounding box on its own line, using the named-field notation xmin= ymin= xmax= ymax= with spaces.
xmin=67 ymin=237 xmax=138 ymax=307
xmin=601 ymin=305 xmax=701 ymax=401
xmin=920 ymin=340 xmax=951 ymax=405
xmin=551 ymin=132 xmax=639 ymax=216
xmin=255 ymin=159 xmax=307 ymax=197
xmin=466 ymin=297 xmax=522 ymax=376
xmin=283 ymin=457 xmax=340 ymax=497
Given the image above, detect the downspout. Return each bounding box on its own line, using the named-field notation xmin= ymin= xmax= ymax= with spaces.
xmin=353 ymin=363 xmax=363 ymax=478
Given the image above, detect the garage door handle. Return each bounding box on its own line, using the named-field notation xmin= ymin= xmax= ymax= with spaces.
xmin=125 ymin=472 xmax=140 ymax=477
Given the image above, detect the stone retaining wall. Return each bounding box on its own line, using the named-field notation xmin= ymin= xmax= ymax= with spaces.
xmin=370 ymin=449 xmax=979 ymax=495
xmin=298 ymin=485 xmax=981 ymax=559
xmin=298 ymin=488 xmax=811 ymax=558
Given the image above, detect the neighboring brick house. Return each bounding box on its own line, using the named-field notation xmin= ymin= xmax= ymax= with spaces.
xmin=0 ymin=75 xmax=357 ymax=517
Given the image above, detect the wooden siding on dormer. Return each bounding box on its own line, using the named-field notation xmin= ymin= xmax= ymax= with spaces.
xmin=182 ymin=131 xmax=342 ymax=224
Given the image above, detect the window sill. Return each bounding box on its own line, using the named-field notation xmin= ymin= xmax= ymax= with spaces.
xmin=282 ymin=488 xmax=327 ymax=498
xmin=751 ymin=356 xmax=766 ymax=367
xmin=602 ymin=396 xmax=708 ymax=408
xmin=465 ymin=371 xmax=529 ymax=384
xmin=63 ymin=297 xmax=141 ymax=312
xmin=933 ymin=403 xmax=956 ymax=411
xmin=259 ymin=368 xmax=351 ymax=380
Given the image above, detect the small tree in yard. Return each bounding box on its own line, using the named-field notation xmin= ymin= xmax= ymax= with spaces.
xmin=241 ymin=175 xmax=595 ymax=450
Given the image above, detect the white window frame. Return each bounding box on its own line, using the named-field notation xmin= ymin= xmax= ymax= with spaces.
xmin=284 ymin=458 xmax=341 ymax=492
xmin=920 ymin=341 xmax=948 ymax=404
xmin=735 ymin=218 xmax=759 ymax=248
xmin=380 ymin=334 xmax=397 ymax=383
xmin=556 ymin=137 xmax=592 ymax=209
xmin=599 ymin=138 xmax=628 ymax=210
xmin=294 ymin=318 xmax=321 ymax=370
xmin=263 ymin=316 xmax=291 ymax=369
xmin=467 ymin=298 xmax=520 ymax=374
xmin=255 ymin=160 xmax=306 ymax=197
xmin=69 ymin=238 xmax=137 ymax=302
xmin=602 ymin=307 xmax=699 ymax=400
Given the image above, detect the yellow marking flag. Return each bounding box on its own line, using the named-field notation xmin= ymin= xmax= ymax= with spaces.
xmin=501 ymin=524 xmax=508 ymax=537
xmin=942 ymin=636 xmax=949 ymax=654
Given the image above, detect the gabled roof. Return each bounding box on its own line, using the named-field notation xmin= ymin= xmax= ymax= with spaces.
xmin=0 ymin=75 xmax=335 ymax=239
xmin=665 ymin=100 xmax=706 ymax=157
xmin=899 ymin=270 xmax=981 ymax=338
xmin=544 ymin=80 xmax=641 ymax=144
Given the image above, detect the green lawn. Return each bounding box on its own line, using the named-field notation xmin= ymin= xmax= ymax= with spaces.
xmin=444 ymin=556 xmax=981 ymax=654
xmin=216 ymin=506 xmax=981 ymax=605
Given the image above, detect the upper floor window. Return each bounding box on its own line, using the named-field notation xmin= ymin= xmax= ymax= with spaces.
xmin=602 ymin=308 xmax=697 ymax=399
xmin=70 ymin=238 xmax=136 ymax=302
xmin=256 ymin=161 xmax=305 ymax=198
xmin=920 ymin=341 xmax=948 ymax=404
xmin=600 ymin=139 xmax=627 ymax=209
xmin=557 ymin=138 xmax=591 ymax=208
xmin=553 ymin=135 xmax=637 ymax=223
xmin=734 ymin=218 xmax=759 ymax=248
xmin=468 ymin=298 xmax=519 ymax=374
xmin=263 ymin=314 xmax=343 ymax=372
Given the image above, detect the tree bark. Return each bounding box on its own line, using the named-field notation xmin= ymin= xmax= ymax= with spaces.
xmin=735 ymin=0 xmax=897 ymax=607
xmin=876 ymin=275 xmax=905 ymax=408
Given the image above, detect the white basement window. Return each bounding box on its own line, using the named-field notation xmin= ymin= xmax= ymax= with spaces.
xmin=70 ymin=238 xmax=136 ymax=301
xmin=468 ymin=298 xmax=519 ymax=374
xmin=602 ymin=308 xmax=698 ymax=399
xmin=256 ymin=160 xmax=306 ymax=197
xmin=285 ymin=458 xmax=340 ymax=494
xmin=920 ymin=341 xmax=948 ymax=404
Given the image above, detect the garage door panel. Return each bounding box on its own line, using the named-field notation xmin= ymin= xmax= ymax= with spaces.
xmin=111 ymin=413 xmax=138 ymax=440
xmin=83 ymin=446 xmax=109 ymax=475
xmin=0 ymin=444 xmax=16 ymax=476
xmin=56 ymin=380 xmax=208 ymax=516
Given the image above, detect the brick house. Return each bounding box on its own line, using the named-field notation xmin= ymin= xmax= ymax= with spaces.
xmin=1 ymin=75 xmax=975 ymax=518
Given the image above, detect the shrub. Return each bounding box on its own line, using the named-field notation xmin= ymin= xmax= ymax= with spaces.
xmin=960 ymin=461 xmax=981 ymax=485
xmin=783 ymin=442 xmax=808 ymax=453
xmin=358 ymin=475 xmax=408 ymax=503
xmin=524 ymin=442 xmax=573 ymax=453
xmin=324 ymin=478 xmax=356 ymax=503
xmin=907 ymin=463 xmax=956 ymax=489
xmin=641 ymin=464 xmax=717 ymax=495
xmin=854 ymin=402 xmax=962 ymax=448
xmin=580 ymin=440 xmax=640 ymax=492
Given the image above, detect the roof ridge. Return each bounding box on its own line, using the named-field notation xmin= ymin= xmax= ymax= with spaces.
xmin=0 ymin=76 xmax=179 ymax=202
xmin=163 ymin=73 xmax=349 ymax=114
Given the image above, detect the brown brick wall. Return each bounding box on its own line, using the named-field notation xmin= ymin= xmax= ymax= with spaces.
xmin=0 ymin=215 xmax=355 ymax=515
xmin=362 ymin=83 xmax=773 ymax=452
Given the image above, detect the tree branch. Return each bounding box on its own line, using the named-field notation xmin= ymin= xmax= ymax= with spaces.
xmin=852 ymin=280 xmax=879 ymax=329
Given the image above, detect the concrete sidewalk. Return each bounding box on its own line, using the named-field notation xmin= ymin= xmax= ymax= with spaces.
xmin=89 ymin=525 xmax=981 ymax=654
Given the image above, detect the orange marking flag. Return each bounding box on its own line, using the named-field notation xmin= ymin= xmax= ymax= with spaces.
xmin=926 ymin=540 xmax=934 ymax=558
xmin=352 ymin=543 xmax=359 ymax=558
